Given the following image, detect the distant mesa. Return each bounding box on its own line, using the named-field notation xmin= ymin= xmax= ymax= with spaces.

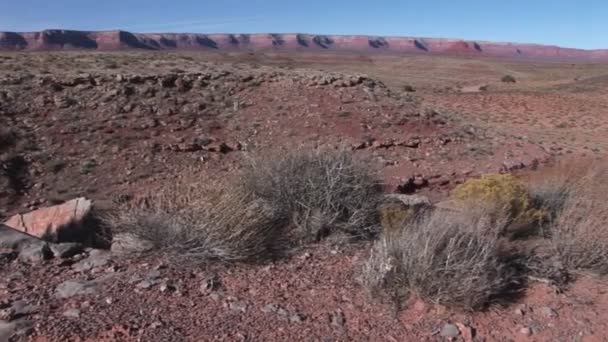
xmin=312 ymin=35 xmax=333 ymax=49
xmin=296 ymin=34 xmax=309 ymax=47
xmin=414 ymin=39 xmax=429 ymax=52
xmin=0 ymin=32 xmax=28 ymax=49
xmin=0 ymin=29 xmax=607 ymax=62
xmin=269 ymin=34 xmax=285 ymax=47
xmin=369 ymin=37 xmax=389 ymax=49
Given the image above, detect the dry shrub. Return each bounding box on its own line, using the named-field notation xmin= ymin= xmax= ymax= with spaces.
xmin=104 ymin=182 xmax=287 ymax=262
xmin=541 ymin=159 xmax=608 ymax=274
xmin=241 ymin=148 xmax=382 ymax=243
xmin=451 ymin=174 xmax=546 ymax=237
xmin=363 ymin=209 xmax=515 ymax=310
xmin=501 ymin=75 xmax=516 ymax=83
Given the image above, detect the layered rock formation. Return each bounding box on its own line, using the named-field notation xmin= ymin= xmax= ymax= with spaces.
xmin=1 ymin=29 xmax=607 ymax=62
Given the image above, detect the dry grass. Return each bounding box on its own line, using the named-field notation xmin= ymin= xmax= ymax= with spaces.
xmin=536 ymin=159 xmax=608 ymax=274
xmin=105 ymin=148 xmax=382 ymax=261
xmin=241 ymin=148 xmax=382 ymax=243
xmin=363 ymin=209 xmax=516 ymax=310
xmin=104 ymin=182 xmax=287 ymax=262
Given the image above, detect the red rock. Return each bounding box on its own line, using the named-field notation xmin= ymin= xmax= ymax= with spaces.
xmin=4 ymin=198 xmax=92 ymax=240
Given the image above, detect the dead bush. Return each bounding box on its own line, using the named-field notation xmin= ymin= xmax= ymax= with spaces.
xmin=545 ymin=160 xmax=608 ymax=274
xmin=104 ymin=182 xmax=287 ymax=262
xmin=362 ymin=209 xmax=515 ymax=310
xmin=241 ymin=148 xmax=382 ymax=243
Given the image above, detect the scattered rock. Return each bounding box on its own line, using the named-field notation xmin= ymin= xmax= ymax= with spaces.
xmin=4 ymin=197 xmax=92 ymax=241
xmin=0 ymin=224 xmax=44 ymax=251
xmin=62 ymin=308 xmax=81 ymax=318
xmin=228 ymin=300 xmax=248 ymax=313
xmin=520 ymin=327 xmax=532 ymax=336
xmin=72 ymin=250 xmax=111 ymax=272
xmin=542 ymin=306 xmax=558 ymax=318
xmin=50 ymin=242 xmax=84 ymax=259
xmin=0 ymin=319 xmax=32 ymax=340
xmin=18 ymin=242 xmax=52 ymax=263
xmin=56 ymin=279 xmax=100 ymax=298
xmin=439 ymin=323 xmax=460 ymax=338
xmin=330 ymin=310 xmax=346 ymax=328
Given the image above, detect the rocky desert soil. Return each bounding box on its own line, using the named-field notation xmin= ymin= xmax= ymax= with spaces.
xmin=1 ymin=51 xmax=607 ymax=341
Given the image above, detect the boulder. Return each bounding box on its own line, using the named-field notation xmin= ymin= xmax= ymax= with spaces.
xmin=0 ymin=224 xmax=42 ymax=250
xmin=4 ymin=197 xmax=93 ymax=242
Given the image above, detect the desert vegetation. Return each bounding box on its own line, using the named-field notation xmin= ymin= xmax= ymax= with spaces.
xmin=104 ymin=148 xmax=382 ymax=261
xmin=364 ymin=159 xmax=608 ymax=310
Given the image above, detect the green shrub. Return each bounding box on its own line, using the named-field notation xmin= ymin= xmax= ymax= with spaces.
xmin=501 ymin=75 xmax=516 ymax=83
xmin=451 ymin=174 xmax=546 ymax=236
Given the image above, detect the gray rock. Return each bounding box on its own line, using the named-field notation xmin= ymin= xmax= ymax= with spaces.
xmin=0 ymin=224 xmax=44 ymax=250
xmin=439 ymin=324 xmax=460 ymax=338
xmin=10 ymin=300 xmax=37 ymax=317
xmin=136 ymin=279 xmax=157 ymax=289
xmin=18 ymin=242 xmax=52 ymax=263
xmin=111 ymin=233 xmax=155 ymax=255
xmin=0 ymin=320 xmax=15 ymax=341
xmin=62 ymin=308 xmax=81 ymax=318
xmin=228 ymin=300 xmax=248 ymax=313
xmin=72 ymin=250 xmax=111 ymax=272
xmin=290 ymin=313 xmax=306 ymax=323
xmin=56 ymin=280 xmax=100 ymax=298
xmin=331 ymin=310 xmax=346 ymax=328
xmin=261 ymin=304 xmax=279 ymax=314
xmin=50 ymin=242 xmax=84 ymax=259
xmin=0 ymin=319 xmax=32 ymax=340
xmin=520 ymin=327 xmax=532 ymax=336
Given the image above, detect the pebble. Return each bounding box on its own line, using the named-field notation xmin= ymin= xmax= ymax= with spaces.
xmin=542 ymin=306 xmax=558 ymax=318
xmin=439 ymin=323 xmax=460 ymax=338
xmin=520 ymin=327 xmax=532 ymax=336
xmin=63 ymin=309 xmax=81 ymax=318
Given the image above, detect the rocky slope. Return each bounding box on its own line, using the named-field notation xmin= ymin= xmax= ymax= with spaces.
xmin=1 ymin=29 xmax=608 ymax=62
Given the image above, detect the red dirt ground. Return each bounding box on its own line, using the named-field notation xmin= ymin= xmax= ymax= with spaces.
xmin=1 ymin=51 xmax=607 ymax=341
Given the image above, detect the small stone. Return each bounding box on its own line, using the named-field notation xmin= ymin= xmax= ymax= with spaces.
xmin=18 ymin=243 xmax=52 ymax=263
xmin=72 ymin=251 xmax=111 ymax=272
xmin=50 ymin=242 xmax=84 ymax=259
xmin=439 ymin=323 xmax=460 ymax=338
xmin=200 ymin=275 xmax=220 ymax=294
xmin=290 ymin=313 xmax=306 ymax=323
xmin=136 ymin=280 xmax=156 ymax=289
xmin=56 ymin=280 xmax=99 ymax=298
xmin=228 ymin=301 xmax=248 ymax=313
xmin=159 ymin=282 xmax=176 ymax=293
xmin=331 ymin=310 xmax=345 ymax=328
xmin=520 ymin=327 xmax=532 ymax=336
xmin=62 ymin=309 xmax=81 ymax=318
xmin=150 ymin=321 xmax=163 ymax=329
xmin=261 ymin=304 xmax=279 ymax=314
xmin=542 ymin=306 xmax=558 ymax=318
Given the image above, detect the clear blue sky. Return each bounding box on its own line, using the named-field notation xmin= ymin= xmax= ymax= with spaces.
xmin=1 ymin=0 xmax=606 ymax=49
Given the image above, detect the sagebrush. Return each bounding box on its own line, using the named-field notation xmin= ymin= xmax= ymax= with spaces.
xmin=241 ymin=148 xmax=382 ymax=243
xmin=105 ymin=183 xmax=287 ymax=262
xmin=363 ymin=209 xmax=515 ymax=310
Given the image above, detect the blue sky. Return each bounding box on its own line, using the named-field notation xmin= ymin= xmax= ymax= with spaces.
xmin=1 ymin=0 xmax=606 ymax=49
